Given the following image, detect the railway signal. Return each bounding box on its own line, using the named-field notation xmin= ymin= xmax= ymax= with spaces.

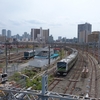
xmin=1 ymin=73 xmax=7 ymax=78
xmin=1 ymin=73 xmax=8 ymax=84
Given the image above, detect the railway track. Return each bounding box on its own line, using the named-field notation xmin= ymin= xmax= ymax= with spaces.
xmin=88 ymin=54 xmax=97 ymax=98
xmin=48 ymin=68 xmax=62 ymax=91
xmin=0 ymin=52 xmax=24 ymax=63
xmin=48 ymin=52 xmax=85 ymax=95
xmin=63 ymin=53 xmax=84 ymax=94
xmin=48 ymin=79 xmax=61 ymax=91
xmin=47 ymin=48 xmax=99 ymax=98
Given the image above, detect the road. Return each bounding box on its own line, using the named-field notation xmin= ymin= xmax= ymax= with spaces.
xmin=7 ymin=63 xmax=29 ymax=76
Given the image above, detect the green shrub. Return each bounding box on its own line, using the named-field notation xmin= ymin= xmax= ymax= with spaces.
xmin=9 ymin=72 xmax=21 ymax=82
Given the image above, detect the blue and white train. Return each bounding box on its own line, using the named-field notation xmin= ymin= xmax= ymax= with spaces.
xmin=24 ymin=50 xmax=35 ymax=59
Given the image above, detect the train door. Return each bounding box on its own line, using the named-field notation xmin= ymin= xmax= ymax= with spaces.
xmin=62 ymin=63 xmax=67 ymax=75
xmin=66 ymin=63 xmax=68 ymax=72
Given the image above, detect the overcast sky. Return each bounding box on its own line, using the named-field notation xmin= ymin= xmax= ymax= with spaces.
xmin=0 ymin=0 xmax=100 ymax=39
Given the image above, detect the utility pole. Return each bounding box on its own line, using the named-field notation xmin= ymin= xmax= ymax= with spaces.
xmin=33 ymin=41 xmax=34 ymax=58
xmin=94 ymin=42 xmax=96 ymax=57
xmin=92 ymin=42 xmax=94 ymax=56
xmin=82 ymin=42 xmax=84 ymax=54
xmin=93 ymin=41 xmax=95 ymax=57
xmin=5 ymin=40 xmax=8 ymax=73
xmin=16 ymin=41 xmax=18 ymax=53
xmin=26 ymin=42 xmax=28 ymax=51
xmin=98 ymin=32 xmax=100 ymax=64
xmin=4 ymin=40 xmax=10 ymax=73
xmin=87 ymin=43 xmax=88 ymax=59
xmin=9 ymin=46 xmax=10 ymax=60
xmin=61 ymin=47 xmax=63 ymax=59
xmin=48 ymin=45 xmax=50 ymax=67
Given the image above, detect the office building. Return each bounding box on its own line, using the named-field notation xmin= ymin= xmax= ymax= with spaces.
xmin=16 ymin=34 xmax=20 ymax=40
xmin=31 ymin=28 xmax=40 ymax=41
xmin=88 ymin=31 xmax=100 ymax=43
xmin=47 ymin=35 xmax=54 ymax=43
xmin=0 ymin=35 xmax=6 ymax=42
xmin=58 ymin=36 xmax=62 ymax=41
xmin=31 ymin=29 xmax=34 ymax=41
xmin=40 ymin=27 xmax=43 ymax=37
xmin=22 ymin=32 xmax=31 ymax=41
xmin=43 ymin=29 xmax=49 ymax=42
xmin=23 ymin=32 xmax=27 ymax=38
xmin=31 ymin=27 xmax=49 ymax=42
xmin=2 ymin=29 xmax=6 ymax=36
xmin=78 ymin=23 xmax=92 ymax=43
xmin=7 ymin=30 xmax=11 ymax=38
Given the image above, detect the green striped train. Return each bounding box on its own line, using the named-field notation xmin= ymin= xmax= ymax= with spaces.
xmin=56 ymin=49 xmax=78 ymax=76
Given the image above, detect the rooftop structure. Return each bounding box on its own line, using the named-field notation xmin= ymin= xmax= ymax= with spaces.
xmin=88 ymin=31 xmax=100 ymax=43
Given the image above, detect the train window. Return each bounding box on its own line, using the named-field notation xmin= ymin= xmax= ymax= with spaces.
xmin=57 ymin=62 xmax=66 ymax=68
xmin=24 ymin=52 xmax=29 ymax=56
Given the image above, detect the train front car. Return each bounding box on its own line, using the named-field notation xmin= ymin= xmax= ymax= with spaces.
xmin=56 ymin=49 xmax=78 ymax=76
xmin=24 ymin=51 xmax=30 ymax=59
xmin=56 ymin=59 xmax=68 ymax=76
xmin=24 ymin=50 xmax=35 ymax=59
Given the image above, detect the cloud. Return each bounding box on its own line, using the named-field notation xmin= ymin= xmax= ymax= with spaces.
xmin=92 ymin=22 xmax=100 ymax=25
xmin=0 ymin=21 xmax=6 ymax=27
xmin=9 ymin=20 xmax=21 ymax=26
xmin=26 ymin=19 xmax=46 ymax=25
xmin=49 ymin=23 xmax=62 ymax=27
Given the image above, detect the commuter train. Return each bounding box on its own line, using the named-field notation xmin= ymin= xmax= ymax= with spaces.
xmin=56 ymin=49 xmax=78 ymax=75
xmin=24 ymin=50 xmax=35 ymax=59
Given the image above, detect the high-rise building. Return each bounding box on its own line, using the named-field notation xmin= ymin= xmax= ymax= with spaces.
xmin=23 ymin=32 xmax=28 ymax=38
xmin=31 ymin=29 xmax=34 ymax=41
xmin=16 ymin=34 xmax=20 ymax=40
xmin=48 ymin=35 xmax=54 ymax=43
xmin=43 ymin=29 xmax=49 ymax=42
xmin=22 ymin=32 xmax=31 ymax=41
xmin=2 ymin=29 xmax=6 ymax=36
xmin=7 ymin=30 xmax=11 ymax=38
xmin=58 ymin=36 xmax=62 ymax=41
xmin=31 ymin=28 xmax=40 ymax=41
xmin=40 ymin=27 xmax=43 ymax=37
xmin=78 ymin=23 xmax=92 ymax=43
xmin=31 ymin=27 xmax=49 ymax=42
